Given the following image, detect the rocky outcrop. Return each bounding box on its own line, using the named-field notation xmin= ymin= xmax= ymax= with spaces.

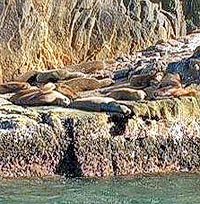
xmin=183 ymin=0 xmax=200 ymax=32
xmin=0 ymin=0 xmax=188 ymax=82
xmin=0 ymin=95 xmax=200 ymax=178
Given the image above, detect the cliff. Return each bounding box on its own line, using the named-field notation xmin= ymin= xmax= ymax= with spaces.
xmin=0 ymin=0 xmax=198 ymax=82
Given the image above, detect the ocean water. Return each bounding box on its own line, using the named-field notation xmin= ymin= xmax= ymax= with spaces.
xmin=0 ymin=174 xmax=200 ymax=204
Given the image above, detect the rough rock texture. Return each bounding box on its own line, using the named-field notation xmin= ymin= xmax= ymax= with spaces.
xmin=183 ymin=0 xmax=200 ymax=32
xmin=1 ymin=95 xmax=200 ymax=178
xmin=0 ymin=0 xmax=188 ymax=82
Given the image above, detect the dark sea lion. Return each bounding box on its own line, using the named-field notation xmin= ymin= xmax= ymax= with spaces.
xmin=106 ymin=88 xmax=146 ymax=101
xmin=0 ymin=82 xmax=31 ymax=94
xmin=15 ymin=71 xmax=39 ymax=83
xmin=69 ymin=97 xmax=131 ymax=115
xmin=158 ymin=73 xmax=182 ymax=89
xmin=36 ymin=69 xmax=85 ymax=83
xmin=129 ymin=71 xmax=158 ymax=89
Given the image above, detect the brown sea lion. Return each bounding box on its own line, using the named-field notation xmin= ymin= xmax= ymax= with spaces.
xmin=0 ymin=82 xmax=31 ymax=94
xmin=55 ymin=83 xmax=78 ymax=99
xmin=129 ymin=71 xmax=159 ymax=89
xmin=61 ymin=77 xmax=114 ymax=92
xmin=158 ymin=73 xmax=182 ymax=89
xmin=69 ymin=97 xmax=131 ymax=115
xmin=66 ymin=61 xmax=105 ymax=74
xmin=106 ymin=88 xmax=146 ymax=101
xmin=10 ymin=83 xmax=70 ymax=107
xmin=155 ymin=86 xmax=198 ymax=98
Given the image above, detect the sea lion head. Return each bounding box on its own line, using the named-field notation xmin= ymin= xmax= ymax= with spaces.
xmin=56 ymin=97 xmax=70 ymax=107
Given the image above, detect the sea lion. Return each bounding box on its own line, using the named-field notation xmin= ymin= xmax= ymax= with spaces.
xmin=66 ymin=61 xmax=105 ymax=74
xmin=61 ymin=77 xmax=114 ymax=92
xmin=0 ymin=82 xmax=31 ymax=94
xmin=155 ymin=86 xmax=198 ymax=98
xmin=129 ymin=71 xmax=158 ymax=89
xmin=158 ymin=73 xmax=182 ymax=89
xmin=106 ymin=88 xmax=146 ymax=101
xmin=10 ymin=83 xmax=70 ymax=107
xmin=69 ymin=97 xmax=131 ymax=115
xmin=36 ymin=69 xmax=85 ymax=83
xmin=55 ymin=83 xmax=78 ymax=99
xmin=15 ymin=71 xmax=39 ymax=83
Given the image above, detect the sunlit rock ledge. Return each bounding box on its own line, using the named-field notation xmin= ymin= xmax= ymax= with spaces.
xmin=0 ymin=95 xmax=200 ymax=178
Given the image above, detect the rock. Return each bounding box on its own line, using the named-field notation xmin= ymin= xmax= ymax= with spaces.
xmin=106 ymin=88 xmax=146 ymax=101
xmin=193 ymin=46 xmax=200 ymax=58
xmin=69 ymin=97 xmax=131 ymax=115
xmin=66 ymin=61 xmax=105 ymax=74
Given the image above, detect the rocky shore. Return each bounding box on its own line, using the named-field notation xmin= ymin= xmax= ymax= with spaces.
xmin=0 ymin=31 xmax=200 ymax=178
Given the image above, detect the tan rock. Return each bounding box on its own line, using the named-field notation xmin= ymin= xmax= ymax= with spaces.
xmin=67 ymin=61 xmax=105 ymax=74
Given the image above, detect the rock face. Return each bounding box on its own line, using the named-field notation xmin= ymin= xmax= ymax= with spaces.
xmin=184 ymin=0 xmax=200 ymax=32
xmin=0 ymin=0 xmax=189 ymax=82
xmin=1 ymin=96 xmax=200 ymax=178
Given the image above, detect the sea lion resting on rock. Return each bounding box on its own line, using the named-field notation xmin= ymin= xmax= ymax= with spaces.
xmin=10 ymin=83 xmax=70 ymax=107
xmin=106 ymin=88 xmax=146 ymax=101
xmin=15 ymin=71 xmax=38 ymax=83
xmin=155 ymin=87 xmax=198 ymax=98
xmin=0 ymin=82 xmax=31 ymax=94
xmin=155 ymin=73 xmax=198 ymax=98
xmin=15 ymin=69 xmax=85 ymax=84
xmin=129 ymin=71 xmax=163 ymax=89
xmin=36 ymin=70 xmax=85 ymax=83
xmin=55 ymin=83 xmax=78 ymax=99
xmin=69 ymin=97 xmax=131 ymax=115
xmin=158 ymin=73 xmax=182 ymax=89
xmin=60 ymin=77 xmax=114 ymax=92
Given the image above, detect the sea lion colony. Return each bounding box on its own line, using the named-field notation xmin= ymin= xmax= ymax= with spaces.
xmin=1 ymin=46 xmax=199 ymax=114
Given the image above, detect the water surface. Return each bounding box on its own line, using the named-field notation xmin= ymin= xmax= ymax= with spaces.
xmin=0 ymin=174 xmax=200 ymax=204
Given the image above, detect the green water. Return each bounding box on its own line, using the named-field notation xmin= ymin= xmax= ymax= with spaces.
xmin=1 ymin=174 xmax=200 ymax=204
